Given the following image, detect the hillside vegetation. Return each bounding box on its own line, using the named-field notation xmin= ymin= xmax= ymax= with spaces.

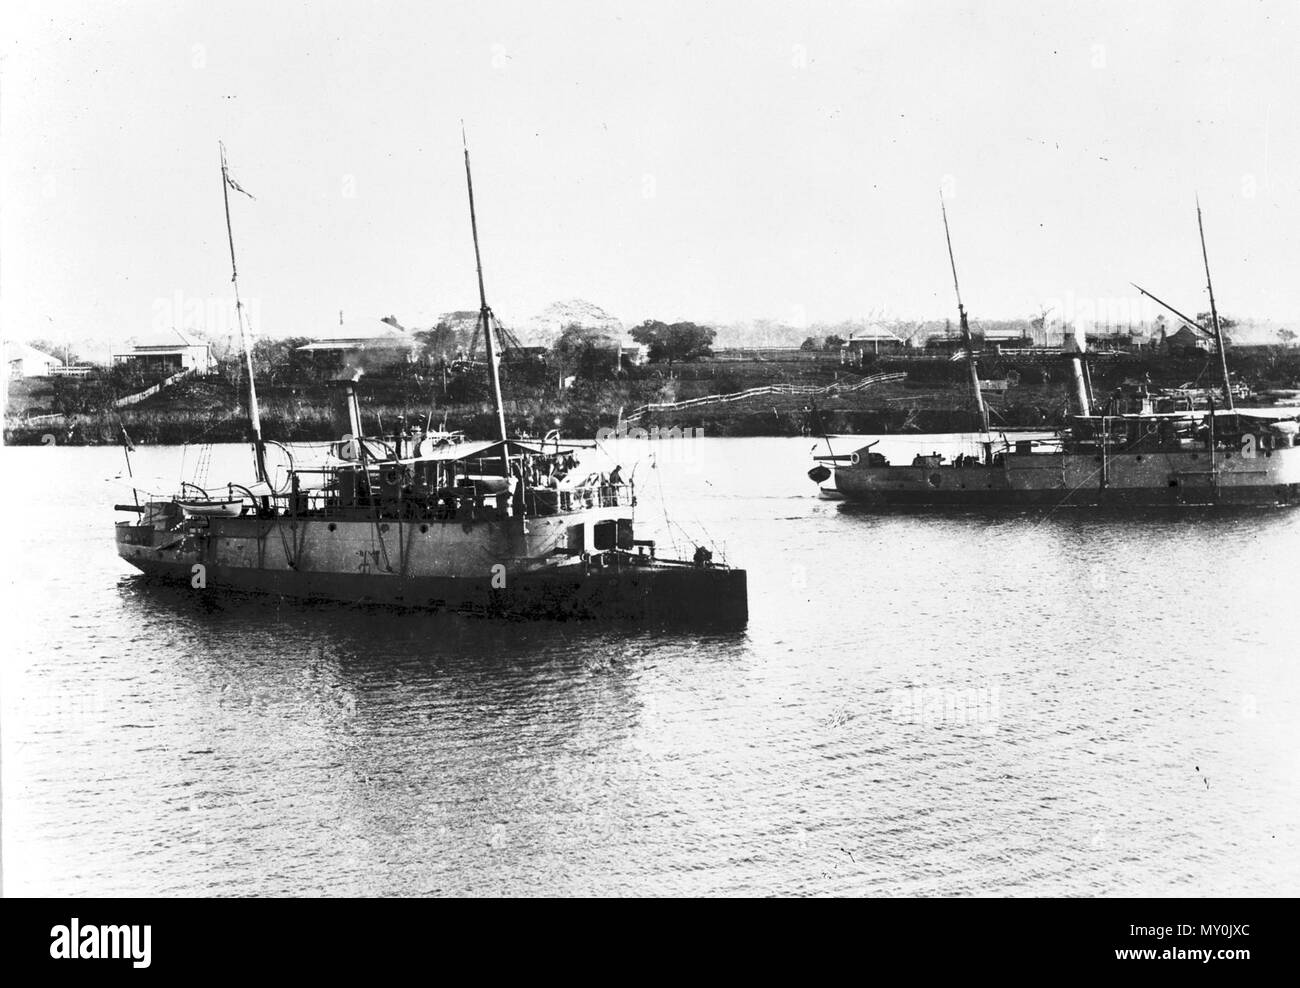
xmin=6 ymin=333 xmax=1300 ymax=445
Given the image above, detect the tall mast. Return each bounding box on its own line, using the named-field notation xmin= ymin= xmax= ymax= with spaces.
xmin=1129 ymin=281 xmax=1206 ymax=336
xmin=462 ymin=125 xmax=510 ymax=446
xmin=1196 ymin=198 xmax=1235 ymax=411
xmin=220 ymin=141 xmax=267 ymax=483
xmin=940 ymin=195 xmax=989 ymax=432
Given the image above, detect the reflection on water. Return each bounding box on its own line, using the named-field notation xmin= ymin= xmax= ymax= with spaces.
xmin=2 ymin=438 xmax=1297 ymax=895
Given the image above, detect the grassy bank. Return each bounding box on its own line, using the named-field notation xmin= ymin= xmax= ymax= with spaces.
xmin=6 ymin=350 xmax=1299 ymax=445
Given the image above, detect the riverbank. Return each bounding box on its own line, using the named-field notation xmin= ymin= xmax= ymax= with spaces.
xmin=1 ymin=384 xmax=1069 ymax=445
xmin=6 ymin=350 xmax=1299 ymax=445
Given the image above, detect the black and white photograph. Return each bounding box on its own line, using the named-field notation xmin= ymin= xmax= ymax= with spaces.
xmin=0 ymin=0 xmax=1296 ymax=932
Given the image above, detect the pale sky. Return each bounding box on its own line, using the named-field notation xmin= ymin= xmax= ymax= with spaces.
xmin=2 ymin=0 xmax=1298 ymax=345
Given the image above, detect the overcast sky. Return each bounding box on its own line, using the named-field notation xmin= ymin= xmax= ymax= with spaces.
xmin=2 ymin=0 xmax=1298 ymax=346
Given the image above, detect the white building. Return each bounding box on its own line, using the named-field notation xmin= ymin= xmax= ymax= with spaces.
xmin=5 ymin=342 xmax=62 ymax=378
xmin=841 ymin=327 xmax=906 ymax=364
xmin=114 ymin=329 xmax=213 ymax=375
xmin=296 ymin=317 xmax=419 ymax=372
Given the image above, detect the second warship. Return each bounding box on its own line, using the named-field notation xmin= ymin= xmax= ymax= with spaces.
xmin=808 ymin=201 xmax=1300 ymax=508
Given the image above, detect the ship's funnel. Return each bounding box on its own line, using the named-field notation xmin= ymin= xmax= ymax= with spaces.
xmin=327 ymin=379 xmax=364 ymax=441
xmin=1064 ymin=328 xmax=1092 ymax=415
xmin=1062 ymin=324 xmax=1087 ymax=355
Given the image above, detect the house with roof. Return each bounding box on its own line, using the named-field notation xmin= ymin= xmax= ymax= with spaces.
xmin=1085 ymin=328 xmax=1147 ymax=352
xmin=295 ymin=316 xmax=419 ymax=374
xmin=1163 ymin=325 xmax=1227 ymax=355
xmin=841 ymin=327 xmax=906 ymax=365
xmin=5 ymin=342 xmax=62 ymax=379
xmin=973 ymin=326 xmax=1035 ymax=348
xmin=613 ymin=335 xmax=645 ymax=367
xmin=114 ymin=329 xmax=213 ymax=375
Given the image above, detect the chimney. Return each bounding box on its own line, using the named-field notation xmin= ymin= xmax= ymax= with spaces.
xmin=1063 ymin=329 xmax=1092 ymax=416
xmin=328 ymin=378 xmax=364 ymax=440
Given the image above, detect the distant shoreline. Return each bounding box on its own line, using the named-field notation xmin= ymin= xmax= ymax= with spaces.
xmin=7 ymin=348 xmax=1299 ymax=446
xmin=3 ymin=404 xmax=1041 ymax=446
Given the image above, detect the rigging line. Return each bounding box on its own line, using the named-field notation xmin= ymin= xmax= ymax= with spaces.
xmin=1030 ymin=462 xmax=1107 ymax=528
xmin=175 ymin=403 xmax=229 ymax=448
xmin=646 ymin=450 xmax=719 ymax=557
xmin=192 ymin=443 xmax=215 ymax=489
xmin=1029 ymin=421 xmax=1195 ymax=526
xmin=651 ymin=460 xmax=677 ymax=556
xmin=681 ymin=509 xmax=722 ymax=558
xmin=271 ymin=511 xmax=297 ymax=569
xmin=396 ymin=505 xmax=409 ymax=576
xmin=650 ymin=453 xmax=681 ymax=557
xmin=269 ymin=479 xmax=312 ymax=568
xmin=366 ymin=494 xmax=396 ymax=575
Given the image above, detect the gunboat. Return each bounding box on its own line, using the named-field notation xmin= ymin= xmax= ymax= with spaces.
xmin=115 ymin=141 xmax=747 ymax=624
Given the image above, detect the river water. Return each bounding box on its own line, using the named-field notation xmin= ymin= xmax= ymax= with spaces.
xmin=1 ymin=435 xmax=1297 ymax=896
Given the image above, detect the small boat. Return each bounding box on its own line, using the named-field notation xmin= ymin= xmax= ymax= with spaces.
xmin=176 ymin=497 xmax=244 ymax=518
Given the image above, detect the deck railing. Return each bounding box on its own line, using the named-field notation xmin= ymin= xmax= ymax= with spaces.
xmin=187 ymin=475 xmax=634 ymax=523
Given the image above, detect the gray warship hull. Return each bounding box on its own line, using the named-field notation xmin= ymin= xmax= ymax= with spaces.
xmin=116 ymin=513 xmax=747 ymax=625
xmin=826 ymin=440 xmax=1300 ymax=510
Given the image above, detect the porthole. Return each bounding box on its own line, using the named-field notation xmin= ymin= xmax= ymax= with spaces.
xmin=328 ymin=523 xmax=337 ymax=532
xmin=420 ymin=524 xmax=429 ymax=533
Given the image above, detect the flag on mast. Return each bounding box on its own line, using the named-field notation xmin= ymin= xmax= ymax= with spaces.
xmin=225 ymin=171 xmax=255 ymax=200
